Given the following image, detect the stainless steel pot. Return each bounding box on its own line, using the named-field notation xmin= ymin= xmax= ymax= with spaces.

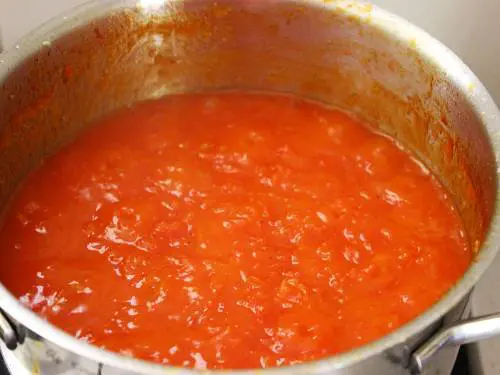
xmin=0 ymin=0 xmax=500 ymax=374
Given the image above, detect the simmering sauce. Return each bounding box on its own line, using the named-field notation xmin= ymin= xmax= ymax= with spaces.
xmin=0 ymin=93 xmax=470 ymax=369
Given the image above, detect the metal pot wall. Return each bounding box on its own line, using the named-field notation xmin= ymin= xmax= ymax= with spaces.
xmin=0 ymin=1 xmax=500 ymax=374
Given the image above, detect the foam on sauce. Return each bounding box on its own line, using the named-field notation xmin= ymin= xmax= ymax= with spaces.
xmin=0 ymin=93 xmax=470 ymax=369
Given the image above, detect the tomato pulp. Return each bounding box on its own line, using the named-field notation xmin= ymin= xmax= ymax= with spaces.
xmin=0 ymin=93 xmax=470 ymax=369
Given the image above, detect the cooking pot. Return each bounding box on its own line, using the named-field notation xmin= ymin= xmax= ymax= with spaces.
xmin=0 ymin=0 xmax=500 ymax=374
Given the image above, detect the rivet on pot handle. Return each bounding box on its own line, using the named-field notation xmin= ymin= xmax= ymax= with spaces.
xmin=409 ymin=312 xmax=500 ymax=374
xmin=0 ymin=310 xmax=18 ymax=350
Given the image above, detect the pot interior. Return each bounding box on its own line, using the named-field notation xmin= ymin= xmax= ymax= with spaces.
xmin=0 ymin=0 xmax=496 ymax=353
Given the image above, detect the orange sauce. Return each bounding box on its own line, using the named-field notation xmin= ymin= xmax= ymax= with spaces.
xmin=0 ymin=93 xmax=470 ymax=369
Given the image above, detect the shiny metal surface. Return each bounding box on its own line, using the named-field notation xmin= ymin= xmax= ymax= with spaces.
xmin=0 ymin=0 xmax=499 ymax=374
xmin=0 ymin=311 xmax=16 ymax=350
xmin=410 ymin=313 xmax=500 ymax=374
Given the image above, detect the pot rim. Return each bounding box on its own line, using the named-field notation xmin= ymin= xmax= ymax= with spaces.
xmin=0 ymin=0 xmax=499 ymax=374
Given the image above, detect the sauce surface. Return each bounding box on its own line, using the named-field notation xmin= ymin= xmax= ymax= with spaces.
xmin=0 ymin=93 xmax=470 ymax=369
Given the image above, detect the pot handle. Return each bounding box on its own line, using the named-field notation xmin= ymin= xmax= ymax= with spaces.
xmin=0 ymin=310 xmax=17 ymax=350
xmin=409 ymin=312 xmax=500 ymax=374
